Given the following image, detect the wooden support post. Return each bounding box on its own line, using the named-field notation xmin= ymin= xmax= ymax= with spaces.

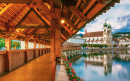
xmin=34 ymin=40 xmax=36 ymax=58
xmin=39 ymin=43 xmax=41 ymax=56
xmin=50 ymin=8 xmax=61 ymax=81
xmin=25 ymin=40 xmax=28 ymax=62
xmin=4 ymin=31 xmax=11 ymax=72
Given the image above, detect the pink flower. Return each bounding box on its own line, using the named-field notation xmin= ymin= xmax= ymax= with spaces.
xmin=66 ymin=58 xmax=68 ymax=61
xmin=73 ymin=79 xmax=75 ymax=81
xmin=69 ymin=63 xmax=72 ymax=66
xmin=68 ymin=76 xmax=70 ymax=78
xmin=81 ymin=78 xmax=84 ymax=81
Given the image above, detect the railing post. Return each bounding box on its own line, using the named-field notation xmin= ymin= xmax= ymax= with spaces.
xmin=34 ymin=40 xmax=36 ymax=58
xmin=25 ymin=40 xmax=28 ymax=62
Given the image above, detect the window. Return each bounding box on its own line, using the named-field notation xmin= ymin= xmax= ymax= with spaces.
xmin=104 ymin=29 xmax=106 ymax=32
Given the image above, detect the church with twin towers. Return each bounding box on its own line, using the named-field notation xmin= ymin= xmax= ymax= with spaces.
xmin=82 ymin=22 xmax=112 ymax=46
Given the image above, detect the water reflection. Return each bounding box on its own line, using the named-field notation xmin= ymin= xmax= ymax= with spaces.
xmin=68 ymin=50 xmax=130 ymax=81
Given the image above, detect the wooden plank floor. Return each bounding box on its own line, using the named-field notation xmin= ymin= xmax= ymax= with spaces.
xmin=0 ymin=53 xmax=51 ymax=81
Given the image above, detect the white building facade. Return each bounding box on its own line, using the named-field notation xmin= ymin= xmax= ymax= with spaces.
xmin=66 ymin=34 xmax=85 ymax=44
xmin=82 ymin=22 xmax=112 ymax=46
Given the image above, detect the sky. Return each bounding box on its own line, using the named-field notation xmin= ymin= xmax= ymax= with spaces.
xmin=77 ymin=0 xmax=130 ymax=34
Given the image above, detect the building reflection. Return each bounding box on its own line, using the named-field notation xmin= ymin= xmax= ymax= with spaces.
xmin=84 ymin=54 xmax=113 ymax=75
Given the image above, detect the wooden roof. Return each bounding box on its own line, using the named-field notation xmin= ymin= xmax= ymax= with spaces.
xmin=0 ymin=0 xmax=120 ymax=44
xmin=82 ymin=31 xmax=103 ymax=38
xmin=62 ymin=42 xmax=81 ymax=47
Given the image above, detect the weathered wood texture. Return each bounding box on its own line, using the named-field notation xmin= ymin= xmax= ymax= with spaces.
xmin=10 ymin=50 xmax=25 ymax=70
xmin=0 ymin=48 xmax=50 ymax=75
xmin=0 ymin=53 xmax=51 ymax=81
xmin=0 ymin=55 xmax=5 ymax=75
xmin=27 ymin=49 xmax=35 ymax=61
xmin=35 ymin=49 xmax=40 ymax=58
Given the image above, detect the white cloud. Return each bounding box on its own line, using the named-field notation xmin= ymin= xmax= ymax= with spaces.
xmin=120 ymin=0 xmax=130 ymax=4
xmin=77 ymin=0 xmax=130 ymax=34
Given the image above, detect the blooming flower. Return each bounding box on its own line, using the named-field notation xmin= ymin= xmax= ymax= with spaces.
xmin=73 ymin=79 xmax=75 ymax=81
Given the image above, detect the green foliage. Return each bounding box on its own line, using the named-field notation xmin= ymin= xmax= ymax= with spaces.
xmin=113 ymin=44 xmax=117 ymax=47
xmin=125 ymin=44 xmax=128 ymax=48
xmin=113 ymin=34 xmax=122 ymax=38
xmin=12 ymin=41 xmax=20 ymax=47
xmin=80 ymin=43 xmax=87 ymax=48
xmin=121 ymin=45 xmax=123 ymax=47
xmin=62 ymin=56 xmax=84 ymax=81
xmin=0 ymin=38 xmax=5 ymax=47
xmin=88 ymin=44 xmax=108 ymax=48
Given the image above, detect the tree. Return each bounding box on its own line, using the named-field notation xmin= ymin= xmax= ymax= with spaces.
xmin=125 ymin=44 xmax=128 ymax=48
xmin=113 ymin=44 xmax=117 ymax=47
xmin=12 ymin=41 xmax=20 ymax=49
xmin=121 ymin=45 xmax=123 ymax=47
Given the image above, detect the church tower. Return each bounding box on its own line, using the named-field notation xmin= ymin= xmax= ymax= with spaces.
xmin=107 ymin=23 xmax=112 ymax=46
xmin=103 ymin=21 xmax=108 ymax=44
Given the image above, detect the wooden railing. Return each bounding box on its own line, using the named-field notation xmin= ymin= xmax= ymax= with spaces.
xmin=0 ymin=51 xmax=6 ymax=75
xmin=0 ymin=48 xmax=50 ymax=75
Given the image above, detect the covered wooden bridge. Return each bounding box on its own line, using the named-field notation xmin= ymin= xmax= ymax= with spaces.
xmin=0 ymin=0 xmax=119 ymax=81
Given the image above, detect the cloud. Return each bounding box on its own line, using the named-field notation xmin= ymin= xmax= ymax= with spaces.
xmin=113 ymin=18 xmax=130 ymax=33
xmin=120 ymin=0 xmax=130 ymax=4
xmin=77 ymin=0 xmax=130 ymax=34
xmin=117 ymin=14 xmax=130 ymax=23
xmin=105 ymin=17 xmax=110 ymax=21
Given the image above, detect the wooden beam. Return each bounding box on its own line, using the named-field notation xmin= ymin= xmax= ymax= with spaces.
xmin=34 ymin=8 xmax=50 ymax=25
xmin=61 ymin=24 xmax=73 ymax=35
xmin=96 ymin=0 xmax=112 ymax=4
xmin=62 ymin=0 xmax=88 ymax=21
xmin=16 ymin=25 xmax=50 ymax=28
xmin=32 ymin=8 xmax=50 ymax=28
xmin=25 ymin=29 xmax=37 ymax=41
xmin=61 ymin=33 xmax=67 ymax=40
xmin=33 ymin=0 xmax=51 ymax=16
xmin=0 ymin=0 xmax=32 ymax=3
xmin=83 ymin=0 xmax=97 ymax=14
xmin=33 ymin=33 xmax=50 ymax=35
xmin=62 ymin=15 xmax=77 ymax=30
xmin=7 ymin=6 xmax=29 ymax=27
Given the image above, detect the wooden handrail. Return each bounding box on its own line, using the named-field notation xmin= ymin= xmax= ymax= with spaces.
xmin=0 ymin=51 xmax=6 ymax=55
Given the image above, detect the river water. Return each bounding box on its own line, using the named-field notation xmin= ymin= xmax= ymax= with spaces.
xmin=70 ymin=50 xmax=130 ymax=81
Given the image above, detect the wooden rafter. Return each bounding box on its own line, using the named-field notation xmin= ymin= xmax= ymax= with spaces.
xmin=61 ymin=24 xmax=73 ymax=35
xmin=16 ymin=25 xmax=50 ymax=28
xmin=62 ymin=14 xmax=77 ymax=30
xmin=61 ymin=33 xmax=67 ymax=40
xmin=62 ymin=0 xmax=88 ymax=21
xmin=6 ymin=6 xmax=29 ymax=27
xmin=96 ymin=0 xmax=112 ymax=4
xmin=0 ymin=0 xmax=32 ymax=3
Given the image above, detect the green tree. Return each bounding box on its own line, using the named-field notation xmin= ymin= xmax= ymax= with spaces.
xmin=121 ymin=45 xmax=123 ymax=47
xmin=12 ymin=41 xmax=20 ymax=49
xmin=125 ymin=44 xmax=128 ymax=48
xmin=113 ymin=44 xmax=117 ymax=47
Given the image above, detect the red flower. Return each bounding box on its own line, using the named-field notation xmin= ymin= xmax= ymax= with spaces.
xmin=73 ymin=79 xmax=75 ymax=81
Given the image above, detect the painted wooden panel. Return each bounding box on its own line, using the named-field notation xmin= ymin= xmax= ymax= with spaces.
xmin=0 ymin=55 xmax=4 ymax=75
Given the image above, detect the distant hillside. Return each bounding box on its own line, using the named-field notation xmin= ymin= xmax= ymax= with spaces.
xmin=115 ymin=32 xmax=130 ymax=34
xmin=78 ymin=33 xmax=84 ymax=37
xmin=113 ymin=33 xmax=130 ymax=38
